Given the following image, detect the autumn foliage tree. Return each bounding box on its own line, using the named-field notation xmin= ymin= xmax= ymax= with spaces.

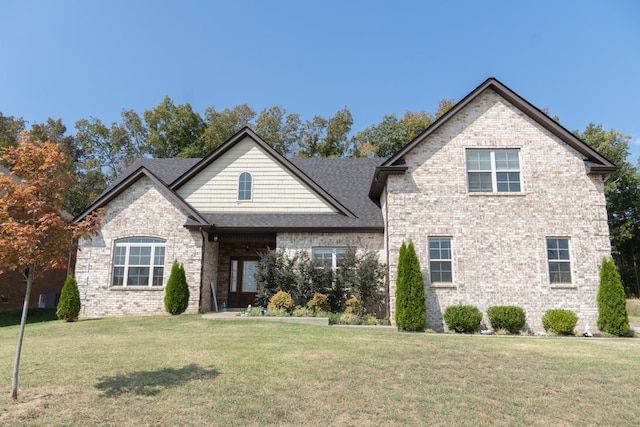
xmin=0 ymin=131 xmax=100 ymax=400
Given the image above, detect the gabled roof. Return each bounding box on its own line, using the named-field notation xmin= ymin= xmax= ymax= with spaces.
xmin=171 ymin=127 xmax=356 ymax=218
xmin=369 ymin=77 xmax=619 ymax=198
xmin=73 ymin=166 xmax=209 ymax=226
xmin=73 ymin=129 xmax=385 ymax=230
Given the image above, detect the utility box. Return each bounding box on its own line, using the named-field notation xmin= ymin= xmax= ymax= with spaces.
xmin=38 ymin=292 xmax=60 ymax=309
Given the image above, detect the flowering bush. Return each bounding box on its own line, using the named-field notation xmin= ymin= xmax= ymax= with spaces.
xmin=267 ymin=291 xmax=295 ymax=313
xmin=307 ymin=292 xmax=330 ymax=313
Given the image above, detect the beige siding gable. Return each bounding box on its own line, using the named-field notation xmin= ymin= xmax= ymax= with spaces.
xmin=176 ymin=137 xmax=337 ymax=213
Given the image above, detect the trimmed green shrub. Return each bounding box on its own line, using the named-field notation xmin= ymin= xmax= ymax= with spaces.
xmin=597 ymin=257 xmax=630 ymax=337
xmin=56 ymin=275 xmax=81 ymax=322
xmin=267 ymin=291 xmax=295 ymax=313
xmin=164 ymin=261 xmax=190 ymax=315
xmin=443 ymin=304 xmax=482 ymax=333
xmin=307 ymin=292 xmax=330 ymax=313
xmin=487 ymin=305 xmax=526 ymax=333
xmin=542 ymin=309 xmax=578 ymax=335
xmin=395 ymin=241 xmax=426 ymax=331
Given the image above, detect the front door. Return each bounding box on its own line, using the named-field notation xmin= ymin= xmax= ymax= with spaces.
xmin=228 ymin=257 xmax=259 ymax=308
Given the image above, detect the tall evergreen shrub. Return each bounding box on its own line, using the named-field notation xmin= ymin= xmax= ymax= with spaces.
xmin=395 ymin=240 xmax=426 ymax=331
xmin=164 ymin=260 xmax=190 ymax=315
xmin=597 ymin=257 xmax=630 ymax=336
xmin=56 ymin=275 xmax=81 ymax=321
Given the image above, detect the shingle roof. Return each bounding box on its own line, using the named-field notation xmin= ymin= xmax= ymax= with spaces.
xmin=101 ymin=155 xmax=385 ymax=230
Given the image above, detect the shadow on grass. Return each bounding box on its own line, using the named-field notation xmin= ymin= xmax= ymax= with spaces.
xmin=0 ymin=308 xmax=58 ymax=327
xmin=95 ymin=363 xmax=219 ymax=397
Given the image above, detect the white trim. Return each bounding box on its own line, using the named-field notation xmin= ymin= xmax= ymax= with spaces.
xmin=237 ymin=171 xmax=253 ymax=201
xmin=466 ymin=148 xmax=521 ymax=193
xmin=546 ymin=237 xmax=573 ymax=285
xmin=112 ymin=237 xmax=166 ymax=287
xmin=428 ymin=237 xmax=453 ymax=284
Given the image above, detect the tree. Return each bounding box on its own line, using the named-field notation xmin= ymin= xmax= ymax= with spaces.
xmin=434 ymin=99 xmax=456 ymax=119
xmin=56 ymin=275 xmax=81 ymax=321
xmin=180 ymin=104 xmax=255 ymax=157
xmin=597 ymin=257 xmax=630 ymax=336
xmin=395 ymin=241 xmax=426 ymax=331
xmin=353 ymin=249 xmax=386 ymax=314
xmin=164 ymin=260 xmax=190 ymax=315
xmin=0 ymin=132 xmax=100 ymax=400
xmin=297 ymin=108 xmax=353 ymax=158
xmin=351 ymin=110 xmax=435 ymax=158
xmin=144 ymin=96 xmax=205 ymax=158
xmin=0 ymin=113 xmax=26 ymax=154
xmin=254 ymin=106 xmax=301 ymax=156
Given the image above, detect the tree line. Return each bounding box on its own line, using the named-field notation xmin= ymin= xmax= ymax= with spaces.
xmin=1 ymin=99 xmax=639 ymax=296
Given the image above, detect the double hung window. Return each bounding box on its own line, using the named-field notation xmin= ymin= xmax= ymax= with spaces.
xmin=546 ymin=238 xmax=572 ymax=284
xmin=313 ymin=247 xmax=347 ymax=272
xmin=112 ymin=237 xmax=166 ymax=287
xmin=466 ymin=149 xmax=521 ymax=193
xmin=428 ymin=237 xmax=453 ymax=283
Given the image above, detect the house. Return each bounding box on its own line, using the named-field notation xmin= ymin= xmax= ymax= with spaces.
xmin=0 ymin=165 xmax=71 ymax=312
xmin=73 ymin=78 xmax=617 ymax=333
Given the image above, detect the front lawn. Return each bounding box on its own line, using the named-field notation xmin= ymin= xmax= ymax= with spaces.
xmin=1 ymin=314 xmax=639 ymax=426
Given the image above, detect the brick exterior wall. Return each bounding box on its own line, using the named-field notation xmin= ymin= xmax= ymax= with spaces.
xmin=385 ymin=89 xmax=611 ymax=333
xmin=75 ymin=176 xmax=203 ymax=318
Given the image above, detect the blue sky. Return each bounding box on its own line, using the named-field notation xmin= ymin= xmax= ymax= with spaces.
xmin=2 ymin=1 xmax=639 ymax=162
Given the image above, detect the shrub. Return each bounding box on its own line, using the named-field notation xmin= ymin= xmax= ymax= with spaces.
xmin=487 ymin=305 xmax=526 ymax=333
xmin=443 ymin=304 xmax=482 ymax=333
xmin=339 ymin=312 xmax=361 ymax=325
xmin=542 ymin=309 xmax=578 ymax=335
xmin=362 ymin=313 xmax=379 ymax=325
xmin=255 ymin=249 xmax=296 ymax=306
xmin=307 ymin=292 xmax=330 ymax=313
xmin=164 ymin=261 xmax=190 ymax=315
xmin=395 ymin=241 xmax=426 ymax=331
xmin=353 ymin=249 xmax=386 ymax=313
xmin=293 ymin=306 xmax=311 ymax=317
xmin=597 ymin=257 xmax=630 ymax=337
xmin=267 ymin=291 xmax=295 ymax=313
xmin=56 ymin=275 xmax=81 ymax=321
xmin=344 ymin=297 xmax=361 ymax=314
xmin=325 ymin=312 xmax=339 ymax=324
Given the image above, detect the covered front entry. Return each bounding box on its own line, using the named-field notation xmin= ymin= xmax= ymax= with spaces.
xmin=227 ymin=257 xmax=259 ymax=308
xmin=208 ymin=233 xmax=275 ymax=310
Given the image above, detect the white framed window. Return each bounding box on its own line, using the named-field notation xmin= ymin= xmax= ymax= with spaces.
xmin=238 ymin=172 xmax=252 ymax=201
xmin=546 ymin=238 xmax=572 ymax=284
xmin=112 ymin=237 xmax=166 ymax=287
xmin=466 ymin=149 xmax=521 ymax=193
xmin=429 ymin=237 xmax=452 ymax=283
xmin=313 ymin=247 xmax=347 ymax=271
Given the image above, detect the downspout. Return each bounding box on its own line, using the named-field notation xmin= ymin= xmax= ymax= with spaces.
xmin=198 ymin=227 xmax=206 ymax=313
xmin=384 ymin=189 xmax=391 ymax=321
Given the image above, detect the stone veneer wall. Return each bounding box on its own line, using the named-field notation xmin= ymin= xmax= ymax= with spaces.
xmin=75 ymin=176 xmax=203 ymax=318
xmin=385 ymin=89 xmax=611 ymax=333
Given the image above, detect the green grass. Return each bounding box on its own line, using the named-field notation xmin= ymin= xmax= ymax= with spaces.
xmin=0 ymin=308 xmax=57 ymax=327
xmin=1 ymin=314 xmax=639 ymax=426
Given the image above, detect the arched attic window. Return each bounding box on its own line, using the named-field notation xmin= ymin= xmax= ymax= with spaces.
xmin=238 ymin=172 xmax=253 ymax=201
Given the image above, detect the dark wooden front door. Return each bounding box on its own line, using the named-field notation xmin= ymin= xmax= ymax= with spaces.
xmin=228 ymin=257 xmax=259 ymax=308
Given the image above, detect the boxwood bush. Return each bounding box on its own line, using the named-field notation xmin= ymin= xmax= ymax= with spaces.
xmin=443 ymin=304 xmax=482 ymax=333
xmin=487 ymin=305 xmax=526 ymax=333
xmin=542 ymin=309 xmax=578 ymax=335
